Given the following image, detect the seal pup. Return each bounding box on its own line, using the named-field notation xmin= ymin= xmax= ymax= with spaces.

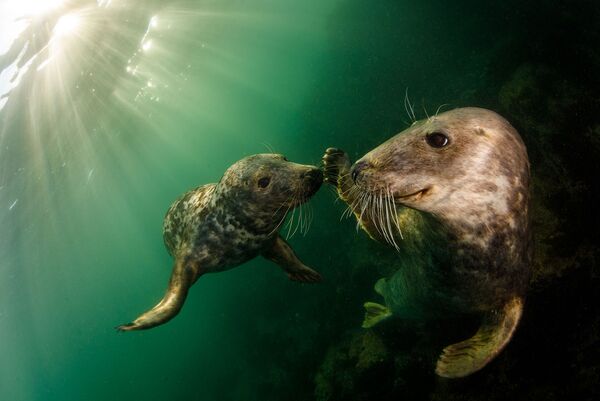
xmin=323 ymin=107 xmax=531 ymax=378
xmin=118 ymin=154 xmax=323 ymax=331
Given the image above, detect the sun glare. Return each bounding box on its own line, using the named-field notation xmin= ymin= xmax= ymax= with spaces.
xmin=142 ymin=40 xmax=153 ymax=52
xmin=54 ymin=14 xmax=81 ymax=38
xmin=10 ymin=0 xmax=64 ymax=17
xmin=0 ymin=0 xmax=63 ymax=54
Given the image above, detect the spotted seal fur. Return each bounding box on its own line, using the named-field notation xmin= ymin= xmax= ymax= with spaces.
xmin=118 ymin=154 xmax=323 ymax=331
xmin=323 ymin=107 xmax=531 ymax=378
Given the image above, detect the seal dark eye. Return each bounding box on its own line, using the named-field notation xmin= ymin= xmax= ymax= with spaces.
xmin=426 ymin=132 xmax=449 ymax=148
xmin=258 ymin=177 xmax=271 ymax=188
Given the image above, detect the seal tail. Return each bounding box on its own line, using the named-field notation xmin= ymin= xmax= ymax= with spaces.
xmin=116 ymin=259 xmax=199 ymax=332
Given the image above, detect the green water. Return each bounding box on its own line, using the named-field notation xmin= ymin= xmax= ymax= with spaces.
xmin=1 ymin=1 xmax=598 ymax=400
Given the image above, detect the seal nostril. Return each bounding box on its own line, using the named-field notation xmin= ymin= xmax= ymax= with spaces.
xmin=351 ymin=161 xmax=368 ymax=182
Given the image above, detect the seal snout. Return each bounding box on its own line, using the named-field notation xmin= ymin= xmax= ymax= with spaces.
xmin=303 ymin=168 xmax=323 ymax=183
xmin=350 ymin=160 xmax=370 ymax=183
xmin=302 ymin=167 xmax=323 ymax=194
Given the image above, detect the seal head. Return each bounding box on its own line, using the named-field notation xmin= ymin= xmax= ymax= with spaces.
xmin=354 ymin=108 xmax=529 ymax=245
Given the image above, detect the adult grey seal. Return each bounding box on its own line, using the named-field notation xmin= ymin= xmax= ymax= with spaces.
xmin=323 ymin=107 xmax=531 ymax=378
xmin=118 ymin=154 xmax=323 ymax=331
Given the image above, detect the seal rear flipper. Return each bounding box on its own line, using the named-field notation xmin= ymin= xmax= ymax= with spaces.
xmin=362 ymin=302 xmax=392 ymax=328
xmin=286 ymin=264 xmax=322 ymax=283
xmin=116 ymin=259 xmax=200 ymax=332
xmin=435 ymin=297 xmax=524 ymax=378
xmin=262 ymin=235 xmax=322 ymax=283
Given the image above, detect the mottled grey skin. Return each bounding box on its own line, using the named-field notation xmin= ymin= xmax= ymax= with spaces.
xmin=323 ymin=107 xmax=531 ymax=378
xmin=118 ymin=154 xmax=323 ymax=332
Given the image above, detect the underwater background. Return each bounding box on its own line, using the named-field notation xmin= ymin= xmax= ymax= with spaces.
xmin=0 ymin=0 xmax=598 ymax=400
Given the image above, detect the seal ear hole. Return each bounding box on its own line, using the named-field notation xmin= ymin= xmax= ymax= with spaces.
xmin=426 ymin=132 xmax=449 ymax=148
xmin=258 ymin=177 xmax=271 ymax=188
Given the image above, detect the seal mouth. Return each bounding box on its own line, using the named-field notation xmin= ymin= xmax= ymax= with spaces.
xmin=393 ymin=187 xmax=429 ymax=203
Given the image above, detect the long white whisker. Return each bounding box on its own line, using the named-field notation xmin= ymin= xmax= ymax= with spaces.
xmin=364 ymin=193 xmax=373 ymax=233
xmin=359 ymin=192 xmax=370 ymax=222
xmin=435 ymin=103 xmax=449 ymax=117
xmin=289 ymin=188 xmax=304 ymax=239
xmin=389 ymin=186 xmax=404 ymax=240
xmin=423 ymin=100 xmax=430 ymax=122
xmin=342 ymin=186 xmax=361 ymax=219
xmin=271 ymin=193 xmax=292 ymax=216
xmin=269 ymin=196 xmax=294 ymax=236
xmin=303 ymin=198 xmax=310 ymax=234
xmin=300 ymin=200 xmax=308 ymax=235
xmin=298 ymin=199 xmax=304 ymax=235
xmin=380 ymin=191 xmax=390 ymax=244
xmin=404 ymin=89 xmax=412 ymax=123
xmin=372 ymin=193 xmax=381 ymax=237
xmin=329 ymin=186 xmax=343 ymax=202
xmin=372 ymin=192 xmax=381 ymax=237
xmin=290 ymin=203 xmax=302 ymax=238
xmin=384 ymin=188 xmax=400 ymax=250
xmin=404 ymin=88 xmax=416 ymax=123
xmin=285 ymin=202 xmax=296 ymax=239
xmin=378 ymin=192 xmax=387 ymax=240
xmin=306 ymin=201 xmax=314 ymax=234
xmin=357 ymin=192 xmax=369 ymax=232
xmin=385 ymin=186 xmax=403 ymax=241
xmin=378 ymin=192 xmax=390 ymax=243
xmin=261 ymin=142 xmax=275 ymax=153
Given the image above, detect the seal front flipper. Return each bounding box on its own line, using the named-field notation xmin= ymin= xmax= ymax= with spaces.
xmin=435 ymin=297 xmax=524 ymax=378
xmin=117 ymin=258 xmax=201 ymax=331
xmin=322 ymin=147 xmax=351 ymax=188
xmin=262 ymin=235 xmax=322 ymax=283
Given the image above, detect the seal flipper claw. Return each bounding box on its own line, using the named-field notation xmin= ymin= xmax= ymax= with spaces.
xmin=322 ymin=147 xmax=351 ymax=186
xmin=435 ymin=297 xmax=524 ymax=378
xmin=362 ymin=302 xmax=392 ymax=328
xmin=263 ymin=235 xmax=322 ymax=284
xmin=117 ymin=259 xmax=199 ymax=331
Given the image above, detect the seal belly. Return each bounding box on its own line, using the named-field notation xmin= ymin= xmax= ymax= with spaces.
xmin=189 ymin=216 xmax=272 ymax=272
xmin=380 ymin=248 xmax=525 ymax=319
xmin=379 ymin=263 xmax=454 ymax=319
